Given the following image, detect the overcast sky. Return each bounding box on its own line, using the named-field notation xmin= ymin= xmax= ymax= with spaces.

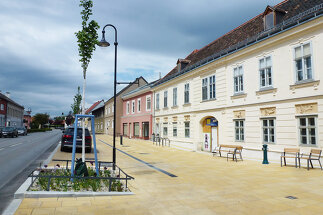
xmin=0 ymin=0 xmax=282 ymax=117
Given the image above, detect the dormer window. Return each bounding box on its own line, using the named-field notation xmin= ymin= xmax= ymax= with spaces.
xmin=265 ymin=12 xmax=274 ymax=30
xmin=177 ymin=59 xmax=191 ymax=73
xmin=263 ymin=6 xmax=286 ymax=31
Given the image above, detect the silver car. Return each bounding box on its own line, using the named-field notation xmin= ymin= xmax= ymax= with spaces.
xmin=17 ymin=127 xmax=27 ymax=136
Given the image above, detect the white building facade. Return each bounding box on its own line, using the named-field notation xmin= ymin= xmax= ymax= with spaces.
xmin=153 ymin=1 xmax=323 ymax=159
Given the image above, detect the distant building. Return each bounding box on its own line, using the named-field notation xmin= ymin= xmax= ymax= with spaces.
xmin=85 ymin=100 xmax=104 ymax=131
xmin=104 ymin=76 xmax=148 ymax=135
xmin=24 ymin=110 xmax=32 ymax=129
xmin=0 ymin=92 xmax=24 ymax=127
xmin=91 ymin=100 xmax=105 ymax=134
xmin=121 ymin=81 xmax=156 ymax=139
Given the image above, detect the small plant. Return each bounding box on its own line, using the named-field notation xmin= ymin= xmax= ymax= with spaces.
xmin=30 ymin=166 xmax=130 ymax=192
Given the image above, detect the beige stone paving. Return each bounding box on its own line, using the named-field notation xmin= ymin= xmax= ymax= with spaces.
xmin=14 ymin=134 xmax=323 ymax=215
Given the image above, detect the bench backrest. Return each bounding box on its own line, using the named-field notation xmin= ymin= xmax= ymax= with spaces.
xmin=284 ymin=148 xmax=300 ymax=153
xmin=310 ymin=149 xmax=322 ymax=158
xmin=220 ymin=144 xmax=240 ymax=148
xmin=236 ymin=146 xmax=243 ymax=151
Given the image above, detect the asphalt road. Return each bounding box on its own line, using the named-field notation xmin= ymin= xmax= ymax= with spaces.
xmin=0 ymin=129 xmax=62 ymax=214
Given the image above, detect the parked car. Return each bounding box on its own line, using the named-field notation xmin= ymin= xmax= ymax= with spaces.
xmin=0 ymin=127 xmax=4 ymax=138
xmin=61 ymin=127 xmax=92 ymax=153
xmin=2 ymin=127 xmax=18 ymax=138
xmin=17 ymin=127 xmax=28 ymax=136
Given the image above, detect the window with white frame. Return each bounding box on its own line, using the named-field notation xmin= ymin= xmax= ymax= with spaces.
xmin=134 ymin=122 xmax=139 ymax=137
xmin=202 ymin=78 xmax=208 ymax=100
xmin=1 ymin=104 xmax=4 ymax=111
xmin=108 ymin=107 xmax=111 ymax=114
xmin=132 ymin=100 xmax=135 ymax=113
xmin=209 ymin=76 xmax=216 ymax=99
xmin=295 ymin=43 xmax=312 ymax=82
xmin=173 ymin=87 xmax=177 ymax=106
xmin=105 ymin=107 xmax=108 ymax=115
xmin=164 ymin=91 xmax=168 ymax=108
xmin=173 ymin=122 xmax=177 ymax=137
xmin=123 ymin=123 xmax=128 ymax=136
xmin=184 ymin=122 xmax=190 ymax=138
xmin=146 ymin=95 xmax=151 ymax=111
xmin=259 ymin=56 xmax=272 ymax=88
xmin=163 ymin=122 xmax=168 ymax=136
xmin=126 ymin=101 xmax=130 ymax=114
xmin=262 ymin=118 xmax=275 ymax=143
xmin=112 ymin=105 xmax=114 ymax=112
xmin=233 ymin=66 xmax=244 ymax=93
xmin=184 ymin=83 xmax=189 ymax=104
xmin=156 ymin=93 xmax=160 ymax=109
xmin=299 ymin=116 xmax=316 ymax=145
xmin=137 ymin=98 xmax=141 ymax=112
xmin=202 ymin=75 xmax=216 ymax=101
xmin=234 ymin=120 xmax=244 ymax=141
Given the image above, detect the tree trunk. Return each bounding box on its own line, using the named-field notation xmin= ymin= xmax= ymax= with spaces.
xmin=82 ymin=68 xmax=86 ymax=162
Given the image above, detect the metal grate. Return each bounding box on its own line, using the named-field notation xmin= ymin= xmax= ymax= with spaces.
xmin=285 ymin=196 xmax=298 ymax=200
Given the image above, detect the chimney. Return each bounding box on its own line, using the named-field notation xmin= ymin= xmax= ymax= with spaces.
xmin=5 ymin=92 xmax=10 ymax=98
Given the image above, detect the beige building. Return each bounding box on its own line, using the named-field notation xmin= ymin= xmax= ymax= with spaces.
xmin=104 ymin=77 xmax=147 ymax=135
xmin=153 ymin=0 xmax=323 ymax=159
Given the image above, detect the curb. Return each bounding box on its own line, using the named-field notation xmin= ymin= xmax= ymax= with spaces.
xmin=20 ymin=191 xmax=134 ymax=198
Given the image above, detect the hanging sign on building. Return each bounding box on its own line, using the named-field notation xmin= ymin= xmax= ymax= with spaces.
xmin=206 ymin=118 xmax=218 ymax=127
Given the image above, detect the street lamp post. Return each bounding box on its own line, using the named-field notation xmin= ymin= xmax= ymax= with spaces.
xmin=98 ymin=24 xmax=118 ymax=170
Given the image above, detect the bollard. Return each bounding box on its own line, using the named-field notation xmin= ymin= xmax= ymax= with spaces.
xmin=120 ymin=135 xmax=123 ymax=145
xmin=262 ymin=144 xmax=269 ymax=164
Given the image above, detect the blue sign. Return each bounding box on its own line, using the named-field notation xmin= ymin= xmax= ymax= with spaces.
xmin=206 ymin=118 xmax=218 ymax=126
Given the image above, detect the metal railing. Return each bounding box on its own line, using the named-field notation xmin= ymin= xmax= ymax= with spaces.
xmin=28 ymin=160 xmax=134 ymax=192
xmin=152 ymin=134 xmax=170 ymax=147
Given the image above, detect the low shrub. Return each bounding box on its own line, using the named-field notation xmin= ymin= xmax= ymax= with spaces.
xmin=27 ymin=128 xmax=52 ymax=133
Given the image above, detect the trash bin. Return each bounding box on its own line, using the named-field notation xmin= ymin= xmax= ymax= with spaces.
xmin=75 ymin=158 xmax=89 ymax=176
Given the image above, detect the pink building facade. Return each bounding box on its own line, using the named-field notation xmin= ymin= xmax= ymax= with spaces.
xmin=120 ymin=83 xmax=154 ymax=140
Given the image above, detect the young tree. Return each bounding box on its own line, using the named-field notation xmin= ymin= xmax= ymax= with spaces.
xmin=75 ymin=0 xmax=99 ymax=162
xmin=71 ymin=86 xmax=82 ymax=114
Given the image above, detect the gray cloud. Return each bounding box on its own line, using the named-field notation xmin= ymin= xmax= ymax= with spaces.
xmin=0 ymin=0 xmax=282 ymax=117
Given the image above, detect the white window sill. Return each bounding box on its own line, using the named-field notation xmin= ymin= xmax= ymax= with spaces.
xmin=256 ymin=87 xmax=277 ymax=95
xmin=290 ymin=80 xmax=319 ymax=90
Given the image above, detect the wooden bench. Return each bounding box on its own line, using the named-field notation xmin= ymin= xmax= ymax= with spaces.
xmin=298 ymin=148 xmax=322 ymax=170
xmin=227 ymin=146 xmax=243 ymax=162
xmin=280 ymin=148 xmax=300 ymax=168
xmin=213 ymin=145 xmax=243 ymax=161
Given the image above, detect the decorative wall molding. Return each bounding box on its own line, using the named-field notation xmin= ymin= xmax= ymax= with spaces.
xmin=184 ymin=115 xmax=190 ymax=121
xmin=260 ymin=107 xmax=276 ymax=116
xmin=295 ymin=103 xmax=318 ymax=114
xmin=233 ymin=110 xmax=245 ymax=119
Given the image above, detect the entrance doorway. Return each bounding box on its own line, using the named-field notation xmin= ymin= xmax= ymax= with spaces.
xmin=202 ymin=117 xmax=218 ymax=152
xmin=142 ymin=122 xmax=149 ymax=140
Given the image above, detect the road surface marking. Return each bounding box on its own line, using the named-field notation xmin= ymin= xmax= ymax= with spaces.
xmin=10 ymin=143 xmax=23 ymax=147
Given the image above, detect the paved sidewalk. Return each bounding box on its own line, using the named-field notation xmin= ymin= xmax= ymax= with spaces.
xmin=15 ymin=135 xmax=323 ymax=215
